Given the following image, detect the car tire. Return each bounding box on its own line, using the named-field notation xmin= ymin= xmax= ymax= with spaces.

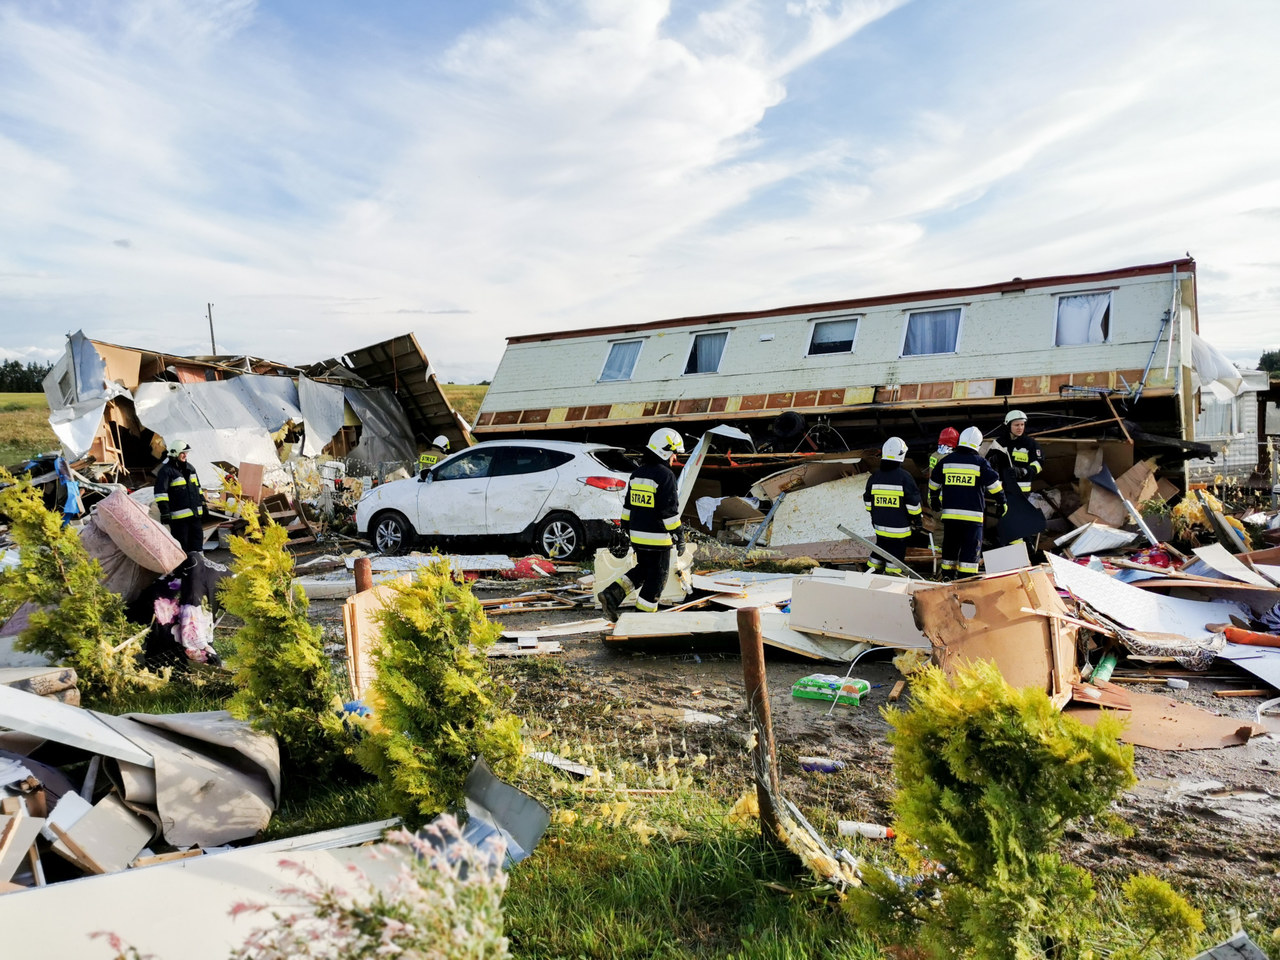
xmin=370 ymin=510 xmax=414 ymax=556
xmin=533 ymin=512 xmax=585 ymax=561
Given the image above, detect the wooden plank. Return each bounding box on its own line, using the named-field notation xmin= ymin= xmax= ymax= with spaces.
xmin=1213 ymin=689 xmax=1273 ymax=698
xmin=0 ymin=811 xmax=43 ymax=884
xmin=888 ymin=680 xmax=905 ymax=702
xmin=48 ymin=822 xmax=106 ymax=875
xmin=131 ymin=848 xmax=205 ymax=869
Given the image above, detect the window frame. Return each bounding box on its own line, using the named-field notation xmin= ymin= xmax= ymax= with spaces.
xmin=432 ymin=448 xmax=497 ymax=482
xmin=598 ymin=338 xmax=645 ymax=382
xmin=682 ymin=330 xmax=730 ymax=376
xmin=489 ymin=445 xmax=574 ymax=478
xmin=806 ymin=315 xmax=860 ymax=357
xmin=1053 ymin=290 xmax=1113 ymax=347
xmin=900 ymin=306 xmax=964 ymax=358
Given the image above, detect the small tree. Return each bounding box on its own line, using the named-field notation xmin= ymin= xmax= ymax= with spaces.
xmin=0 ymin=469 xmax=166 ymax=699
xmin=1258 ymin=348 xmax=1280 ymax=376
xmin=357 ymin=558 xmax=522 ymax=826
xmin=222 ymin=521 xmax=345 ymax=778
xmin=849 ymin=660 xmax=1139 ymax=959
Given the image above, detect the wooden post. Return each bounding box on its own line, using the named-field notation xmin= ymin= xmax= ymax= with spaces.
xmin=354 ymin=557 xmax=373 ymax=594
xmin=737 ymin=606 xmax=782 ymax=846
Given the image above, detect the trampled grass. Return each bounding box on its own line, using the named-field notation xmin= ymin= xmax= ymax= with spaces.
xmin=0 ymin=391 xmax=57 ymax=464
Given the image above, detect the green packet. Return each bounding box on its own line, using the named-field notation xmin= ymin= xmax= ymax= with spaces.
xmin=791 ymin=674 xmax=871 ymax=706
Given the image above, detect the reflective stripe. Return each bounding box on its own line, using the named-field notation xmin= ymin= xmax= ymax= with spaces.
xmin=1017 ymin=482 xmax=1032 ymax=494
xmin=907 ymin=503 xmax=922 ymax=516
xmin=630 ymin=478 xmax=659 ymax=490
xmin=154 ymin=493 xmax=169 ymax=503
xmin=662 ymin=515 xmax=681 ymax=530
xmin=636 ymin=596 xmax=658 ymax=612
xmin=885 ymin=565 xmax=902 ymax=574
xmin=940 ymin=508 xmax=984 ymax=522
xmin=940 ymin=561 xmax=956 ymax=571
xmin=170 ymin=477 xmax=188 ymax=487
xmin=170 ymin=508 xmax=195 ymax=520
xmin=958 ymin=562 xmax=979 ymax=574
xmin=631 ymin=531 xmax=672 ymax=547
xmin=874 ymin=526 xmax=912 ymax=538
xmin=620 ymin=508 xmax=631 ymax=522
xmin=943 ymin=464 xmax=981 ymax=474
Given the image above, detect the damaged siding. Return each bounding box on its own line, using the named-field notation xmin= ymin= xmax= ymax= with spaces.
xmin=477 ymin=261 xmax=1193 ymax=433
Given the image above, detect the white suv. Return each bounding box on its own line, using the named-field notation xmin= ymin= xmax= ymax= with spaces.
xmin=354 ymin=440 xmax=635 ymax=560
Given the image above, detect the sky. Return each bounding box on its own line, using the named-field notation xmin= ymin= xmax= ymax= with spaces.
xmin=1 ymin=0 xmax=1279 ymax=383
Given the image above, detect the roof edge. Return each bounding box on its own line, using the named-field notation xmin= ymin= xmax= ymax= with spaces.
xmin=505 ymin=258 xmax=1196 ymax=345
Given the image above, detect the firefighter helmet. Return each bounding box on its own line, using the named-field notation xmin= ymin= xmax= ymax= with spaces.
xmin=432 ymin=435 xmax=450 ymax=452
xmin=938 ymin=427 xmax=959 ymax=448
xmin=958 ymin=426 xmax=983 ymax=451
xmin=1004 ymin=409 xmax=1027 ymax=425
xmin=881 ymin=437 xmax=908 ymax=463
xmin=647 ymin=428 xmax=685 ymax=459
xmin=166 ymin=439 xmax=191 ymax=457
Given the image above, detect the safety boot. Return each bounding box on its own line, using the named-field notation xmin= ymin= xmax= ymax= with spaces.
xmin=599 ymin=582 xmax=626 ymax=622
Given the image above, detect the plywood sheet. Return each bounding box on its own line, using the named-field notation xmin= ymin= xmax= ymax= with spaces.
xmin=1192 ymin=544 xmax=1275 ymax=588
xmin=342 ymin=579 xmax=405 ymax=700
xmin=51 ymin=793 xmax=153 ymax=873
xmin=766 ymin=475 xmax=872 ymax=547
xmin=1066 ymin=690 xmax=1264 ymax=750
xmin=788 ymin=575 xmax=929 ymax=649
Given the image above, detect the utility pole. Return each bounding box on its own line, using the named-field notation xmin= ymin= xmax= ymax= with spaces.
xmin=207 ymin=303 xmax=217 ymax=356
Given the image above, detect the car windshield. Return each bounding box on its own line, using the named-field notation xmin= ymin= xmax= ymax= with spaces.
xmin=588 ymin=448 xmax=638 ymax=474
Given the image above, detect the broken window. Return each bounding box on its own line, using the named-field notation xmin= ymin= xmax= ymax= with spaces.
xmin=434 ymin=449 xmax=495 ymax=481
xmin=599 ymin=340 xmax=643 ymax=381
xmin=807 ymin=317 xmax=858 ymax=356
xmin=684 ymin=331 xmax=728 ymax=375
xmin=1055 ymin=292 xmax=1111 ymax=345
xmin=902 ymin=308 xmax=961 ymax=356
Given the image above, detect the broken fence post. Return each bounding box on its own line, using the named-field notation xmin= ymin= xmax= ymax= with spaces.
xmin=737 ymin=606 xmax=783 ymax=848
xmin=353 ymin=557 xmax=373 ymax=594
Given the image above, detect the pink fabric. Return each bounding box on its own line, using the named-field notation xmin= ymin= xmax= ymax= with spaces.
xmin=94 ymin=490 xmax=186 ymax=574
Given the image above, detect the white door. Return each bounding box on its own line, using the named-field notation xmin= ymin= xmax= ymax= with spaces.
xmin=484 ymin=446 xmax=565 ymax=534
xmin=418 ymin=448 xmax=497 ymax=536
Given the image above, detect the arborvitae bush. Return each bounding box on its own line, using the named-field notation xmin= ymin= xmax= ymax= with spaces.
xmin=0 ymin=469 xmax=167 ymax=699
xmin=222 ymin=521 xmax=345 ymax=779
xmin=357 ymin=557 xmax=522 ymax=826
xmin=848 ymin=660 xmax=1145 ymax=959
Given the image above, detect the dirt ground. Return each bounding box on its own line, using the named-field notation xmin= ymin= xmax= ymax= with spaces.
xmin=310 ymin=566 xmax=1280 ymax=921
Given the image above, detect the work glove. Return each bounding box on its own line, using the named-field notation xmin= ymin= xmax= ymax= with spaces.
xmin=929 ymin=493 xmax=940 ymax=513
xmin=910 ymin=516 xmax=924 ymax=535
xmin=160 ymin=513 xmax=171 ymax=525
xmin=608 ymin=524 xmax=630 ymax=558
xmin=1015 ymin=465 xmax=1029 ymax=481
xmin=672 ymin=528 xmax=686 ymax=550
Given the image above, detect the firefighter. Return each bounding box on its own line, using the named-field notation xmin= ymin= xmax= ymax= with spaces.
xmin=418 ymin=435 xmax=450 ymax=475
xmin=928 ymin=426 xmax=960 ymax=474
xmin=154 ymin=439 xmax=208 ymax=556
xmin=598 ymin=428 xmax=685 ymax=620
xmin=985 ymin=410 xmax=1043 ymax=496
xmin=928 ymin=426 xmax=1003 ymax=579
xmin=862 ymin=437 xmax=922 ymax=576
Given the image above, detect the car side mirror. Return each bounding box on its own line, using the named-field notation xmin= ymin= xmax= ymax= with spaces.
xmin=418 ymin=469 xmax=432 ymax=483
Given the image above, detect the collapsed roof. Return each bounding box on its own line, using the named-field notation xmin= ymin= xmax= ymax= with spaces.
xmin=43 ymin=331 xmax=471 ymax=487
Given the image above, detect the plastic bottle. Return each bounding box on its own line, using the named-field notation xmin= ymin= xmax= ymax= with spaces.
xmin=799 ymin=756 xmax=845 ymax=773
xmin=838 ymin=820 xmax=895 ymax=839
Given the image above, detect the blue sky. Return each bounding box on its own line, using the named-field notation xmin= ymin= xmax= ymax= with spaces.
xmin=2 ymin=0 xmax=1278 ymax=382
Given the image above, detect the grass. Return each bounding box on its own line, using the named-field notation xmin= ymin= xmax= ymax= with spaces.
xmin=441 ymin=383 xmax=488 ymax=426
xmin=0 ymin=392 xmax=58 ymax=464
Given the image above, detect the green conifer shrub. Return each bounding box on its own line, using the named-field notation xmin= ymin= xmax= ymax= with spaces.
xmin=222 ymin=521 xmax=345 ymax=779
xmin=848 ymin=660 xmax=1139 ymax=959
xmin=0 ymin=469 xmax=167 ymax=699
xmin=356 ymin=558 xmax=522 ymax=826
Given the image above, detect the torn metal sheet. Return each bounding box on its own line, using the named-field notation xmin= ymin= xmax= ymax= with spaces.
xmin=1054 ymin=522 xmax=1138 ymax=556
xmin=344 ymin=385 xmax=417 ymax=466
xmin=1216 ymin=643 xmax=1280 ymax=690
xmin=749 ymin=457 xmax=862 ymax=500
xmin=0 ymin=685 xmax=153 ymax=768
xmin=1188 ymin=544 xmax=1276 ymax=588
xmin=676 ymin=424 xmax=754 ymax=514
xmin=297 ymin=374 xmax=346 ymax=457
xmin=1047 ymin=554 xmax=1251 ymax=641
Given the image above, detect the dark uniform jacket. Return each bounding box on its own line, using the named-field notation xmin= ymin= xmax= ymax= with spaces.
xmin=154 ymin=458 xmax=207 ymax=523
xmin=928 ymin=448 xmax=1003 ymax=523
xmin=621 ymin=459 xmax=681 ymax=549
xmin=986 ymin=427 xmax=1044 ymax=492
xmin=862 ymin=464 xmax=923 ymax=538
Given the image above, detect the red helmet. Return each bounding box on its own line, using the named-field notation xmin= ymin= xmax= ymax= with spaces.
xmin=938 ymin=427 xmax=959 ymax=447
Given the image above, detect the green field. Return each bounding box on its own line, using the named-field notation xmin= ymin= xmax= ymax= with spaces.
xmin=0 ymin=392 xmax=58 ymax=464
xmin=441 ymin=383 xmax=488 ymax=426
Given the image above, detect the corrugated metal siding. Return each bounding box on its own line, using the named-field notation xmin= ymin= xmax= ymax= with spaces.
xmin=480 ymin=272 xmax=1186 ymax=415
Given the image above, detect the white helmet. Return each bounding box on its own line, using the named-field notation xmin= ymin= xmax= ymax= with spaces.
xmin=166 ymin=439 xmax=191 ymax=457
xmin=1004 ymin=409 xmax=1027 ymax=425
xmin=881 ymin=437 xmax=908 ymax=463
xmin=958 ymin=427 xmax=983 ymax=451
xmin=647 ymin=427 xmax=685 ymax=459
xmin=433 ymin=435 xmax=450 ymax=452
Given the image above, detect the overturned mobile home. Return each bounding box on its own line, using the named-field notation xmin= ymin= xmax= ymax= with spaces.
xmin=43 ymin=332 xmax=471 ymax=487
xmin=475 ymin=258 xmax=1261 ymax=480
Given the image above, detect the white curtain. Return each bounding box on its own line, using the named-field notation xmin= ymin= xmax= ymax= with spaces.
xmin=903 ymin=309 xmax=960 ymax=356
xmin=1055 ymin=293 xmax=1110 ymax=345
xmin=686 ymin=331 xmax=727 ymax=373
xmin=1196 ymin=396 xmax=1236 ymax=438
xmin=600 ymin=340 xmax=642 ymax=381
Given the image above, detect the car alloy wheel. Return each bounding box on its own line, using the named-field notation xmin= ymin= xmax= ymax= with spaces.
xmin=536 ymin=513 xmax=583 ymax=560
xmin=373 ymin=513 xmax=410 ymax=555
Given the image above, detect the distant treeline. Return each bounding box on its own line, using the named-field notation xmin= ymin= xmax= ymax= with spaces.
xmin=0 ymin=360 xmax=54 ymax=392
